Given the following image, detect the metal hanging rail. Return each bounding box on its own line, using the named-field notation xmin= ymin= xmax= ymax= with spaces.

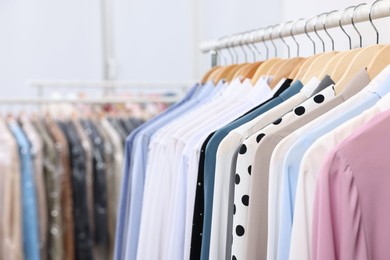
xmin=0 ymin=96 xmax=179 ymax=105
xmin=200 ymin=1 xmax=390 ymax=53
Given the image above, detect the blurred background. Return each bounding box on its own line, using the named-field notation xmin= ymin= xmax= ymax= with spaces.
xmin=0 ymin=0 xmax=388 ymax=98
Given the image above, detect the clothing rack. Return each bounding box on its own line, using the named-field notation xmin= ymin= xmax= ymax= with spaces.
xmin=200 ymin=0 xmax=390 ymax=53
xmin=0 ymin=96 xmax=179 ymax=105
xmin=29 ymin=80 xmax=193 ymax=99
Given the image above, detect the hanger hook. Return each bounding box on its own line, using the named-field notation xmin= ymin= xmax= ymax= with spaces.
xmin=322 ymin=10 xmax=337 ymax=51
xmin=217 ymin=36 xmax=228 ymax=65
xmin=224 ymin=36 xmax=234 ymax=64
xmin=266 ymin=25 xmax=277 ymax=57
xmin=260 ymin=28 xmax=269 ymax=59
xmin=304 ymin=15 xmax=317 ymax=54
xmin=249 ymin=29 xmax=262 ymax=60
xmin=290 ymin=18 xmax=304 ymax=56
xmin=228 ymin=35 xmax=239 ymax=64
xmin=279 ymin=21 xmax=291 ymax=58
xmin=314 ymin=12 xmax=327 ymax=52
xmin=244 ymin=31 xmax=256 ymax=62
xmin=339 ymin=6 xmax=355 ymax=49
xmin=352 ymin=3 xmax=367 ymax=48
xmin=238 ymin=33 xmax=248 ymax=62
xmin=369 ymin=0 xmax=382 ymax=44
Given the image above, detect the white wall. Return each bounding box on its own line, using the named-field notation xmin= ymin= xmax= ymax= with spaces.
xmin=0 ymin=0 xmax=389 ymax=98
xmin=0 ymin=1 xmax=102 ymax=98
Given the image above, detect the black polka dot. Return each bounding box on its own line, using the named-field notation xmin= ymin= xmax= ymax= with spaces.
xmin=232 ymin=256 xmax=237 ymax=260
xmin=248 ymin=165 xmax=252 ymax=175
xmin=239 ymin=144 xmax=247 ymax=154
xmin=236 ymin=225 xmax=245 ymax=236
xmin=314 ymin=94 xmax=325 ymax=104
xmin=256 ymin=133 xmax=265 ymax=143
xmin=233 ymin=204 xmax=236 ymax=215
xmin=273 ymin=118 xmax=282 ymax=125
xmin=242 ymin=195 xmax=249 ymax=206
xmin=294 ymin=106 xmax=306 ymax=116
xmin=235 ymin=174 xmax=240 ymax=185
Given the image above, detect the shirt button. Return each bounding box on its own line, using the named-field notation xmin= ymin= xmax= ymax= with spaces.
xmin=51 ymin=210 xmax=59 ymax=217
xmin=50 ymin=227 xmax=59 ymax=235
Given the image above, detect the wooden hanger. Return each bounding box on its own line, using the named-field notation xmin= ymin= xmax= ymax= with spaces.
xmin=269 ymin=57 xmax=306 ymax=88
xmin=232 ymin=63 xmax=253 ymax=79
xmin=233 ymin=62 xmax=263 ymax=81
xmin=226 ymin=62 xmax=252 ymax=82
xmin=251 ymin=58 xmax=283 ymax=84
xmin=201 ymin=66 xmax=221 ymax=84
xmin=367 ymin=44 xmax=390 ymax=79
xmin=240 ymin=62 xmax=263 ymax=80
xmin=266 ymin=59 xmax=287 ymax=75
xmin=334 ymin=44 xmax=384 ymax=94
xmin=300 ymin=51 xmax=339 ymax=84
xmin=329 ymin=49 xmax=361 ymax=82
xmin=212 ymin=64 xmax=240 ymax=84
xmin=317 ymin=51 xmax=350 ymax=79
xmin=293 ymin=53 xmax=324 ymax=81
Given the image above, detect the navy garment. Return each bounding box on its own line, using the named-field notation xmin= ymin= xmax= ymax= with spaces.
xmin=58 ymin=121 xmax=94 ymax=260
xmin=200 ymin=80 xmax=306 ymax=260
xmin=190 ymin=80 xmax=294 ymax=260
xmin=81 ymin=120 xmax=109 ymax=248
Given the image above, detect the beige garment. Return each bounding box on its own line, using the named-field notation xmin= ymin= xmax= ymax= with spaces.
xmin=20 ymin=117 xmax=48 ymax=260
xmin=72 ymin=118 xmax=95 ymax=238
xmin=33 ymin=120 xmax=64 ymax=260
xmin=0 ymin=119 xmax=23 ymax=260
xmin=100 ymin=118 xmax=123 ymax=258
xmin=45 ymin=119 xmax=75 ymax=260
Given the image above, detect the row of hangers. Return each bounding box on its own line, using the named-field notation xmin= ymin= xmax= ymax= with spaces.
xmin=201 ymin=0 xmax=390 ymax=96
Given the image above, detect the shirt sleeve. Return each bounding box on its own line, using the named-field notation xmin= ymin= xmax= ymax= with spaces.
xmin=311 ymin=150 xmax=368 ymax=260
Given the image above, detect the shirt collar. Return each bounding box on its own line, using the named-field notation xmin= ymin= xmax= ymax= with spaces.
xmin=299 ymin=77 xmax=321 ymax=97
xmin=365 ymin=65 xmax=390 ymax=97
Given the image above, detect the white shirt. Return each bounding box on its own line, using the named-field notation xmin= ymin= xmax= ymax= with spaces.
xmin=207 ymin=76 xmax=277 ymax=260
xmin=137 ymin=78 xmax=263 ymax=260
xmin=168 ymin=79 xmax=266 ymax=260
xmin=289 ymin=91 xmax=390 ymax=260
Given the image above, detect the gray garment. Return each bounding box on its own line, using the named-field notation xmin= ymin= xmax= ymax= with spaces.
xmin=243 ymin=68 xmax=370 ymax=260
xmin=312 ymin=75 xmax=335 ymax=95
xmin=32 ymin=120 xmax=64 ymax=260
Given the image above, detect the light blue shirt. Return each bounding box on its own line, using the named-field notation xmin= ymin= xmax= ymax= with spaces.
xmin=9 ymin=122 xmax=40 ymax=260
xmin=114 ymin=83 xmax=199 ymax=260
xmin=276 ymin=74 xmax=390 ymax=260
